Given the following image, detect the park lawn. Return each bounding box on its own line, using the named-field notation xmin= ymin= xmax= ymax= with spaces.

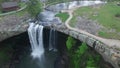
xmin=55 ymin=12 xmax=69 ymax=22
xmin=71 ymin=2 xmax=120 ymax=39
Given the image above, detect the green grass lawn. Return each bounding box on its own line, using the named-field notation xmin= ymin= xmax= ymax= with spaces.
xmin=55 ymin=12 xmax=69 ymax=22
xmin=71 ymin=2 xmax=120 ymax=39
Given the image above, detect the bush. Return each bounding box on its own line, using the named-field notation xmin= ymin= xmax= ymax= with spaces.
xmin=66 ymin=36 xmax=76 ymax=50
xmin=27 ymin=0 xmax=42 ymax=17
xmin=55 ymin=12 xmax=69 ymax=22
xmin=115 ymin=13 xmax=120 ymax=17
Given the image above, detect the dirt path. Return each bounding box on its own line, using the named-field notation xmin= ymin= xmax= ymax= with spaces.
xmin=62 ymin=8 xmax=120 ymax=48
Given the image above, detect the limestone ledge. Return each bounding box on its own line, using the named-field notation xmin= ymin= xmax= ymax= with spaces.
xmin=0 ymin=24 xmax=28 ymax=42
xmin=52 ymin=24 xmax=120 ymax=68
xmin=0 ymin=31 xmax=26 ymax=42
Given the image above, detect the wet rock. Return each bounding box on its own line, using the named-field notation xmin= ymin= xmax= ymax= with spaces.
xmin=38 ymin=11 xmax=55 ymax=22
xmin=37 ymin=10 xmax=62 ymax=26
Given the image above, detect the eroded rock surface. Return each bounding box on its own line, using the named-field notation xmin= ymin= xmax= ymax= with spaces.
xmin=0 ymin=14 xmax=29 ymax=41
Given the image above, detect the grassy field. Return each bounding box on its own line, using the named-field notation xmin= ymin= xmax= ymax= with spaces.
xmin=55 ymin=12 xmax=69 ymax=22
xmin=71 ymin=2 xmax=120 ymax=39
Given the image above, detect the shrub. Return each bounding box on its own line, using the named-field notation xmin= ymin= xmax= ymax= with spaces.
xmin=27 ymin=0 xmax=42 ymax=17
xmin=115 ymin=13 xmax=120 ymax=17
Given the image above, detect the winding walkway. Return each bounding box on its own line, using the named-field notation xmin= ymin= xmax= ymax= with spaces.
xmin=62 ymin=8 xmax=120 ymax=48
xmin=0 ymin=5 xmax=27 ymax=16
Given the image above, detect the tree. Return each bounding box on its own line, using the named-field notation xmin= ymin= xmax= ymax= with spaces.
xmin=27 ymin=0 xmax=42 ymax=18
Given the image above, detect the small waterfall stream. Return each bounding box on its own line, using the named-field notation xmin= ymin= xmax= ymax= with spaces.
xmin=28 ymin=23 xmax=44 ymax=58
xmin=49 ymin=28 xmax=57 ymax=51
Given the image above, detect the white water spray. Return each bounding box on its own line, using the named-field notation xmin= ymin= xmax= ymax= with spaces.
xmin=28 ymin=23 xmax=44 ymax=58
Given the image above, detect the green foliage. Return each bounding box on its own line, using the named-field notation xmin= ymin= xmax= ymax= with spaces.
xmin=55 ymin=12 xmax=69 ymax=22
xmin=86 ymin=55 xmax=101 ymax=68
xmin=66 ymin=37 xmax=102 ymax=68
xmin=115 ymin=13 xmax=120 ymax=17
xmin=0 ymin=45 xmax=13 ymax=66
xmin=76 ymin=43 xmax=88 ymax=55
xmin=73 ymin=43 xmax=88 ymax=68
xmin=86 ymin=55 xmax=97 ymax=67
xmin=19 ymin=2 xmax=26 ymax=8
xmin=27 ymin=0 xmax=42 ymax=17
xmin=66 ymin=36 xmax=76 ymax=50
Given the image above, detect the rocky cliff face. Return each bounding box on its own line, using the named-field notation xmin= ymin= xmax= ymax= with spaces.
xmin=0 ymin=31 xmax=26 ymax=42
xmin=51 ymin=24 xmax=120 ymax=68
xmin=0 ymin=14 xmax=29 ymax=42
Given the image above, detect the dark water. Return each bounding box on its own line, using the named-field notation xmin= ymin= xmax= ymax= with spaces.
xmin=0 ymin=30 xmax=114 ymax=68
xmin=15 ymin=50 xmax=58 ymax=68
xmin=0 ymin=32 xmax=59 ymax=68
xmin=13 ymin=31 xmax=58 ymax=68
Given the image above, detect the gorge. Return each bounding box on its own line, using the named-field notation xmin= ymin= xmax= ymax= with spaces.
xmin=0 ymin=1 xmax=120 ymax=68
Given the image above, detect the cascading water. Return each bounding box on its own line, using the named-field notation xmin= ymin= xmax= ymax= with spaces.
xmin=28 ymin=23 xmax=57 ymax=68
xmin=28 ymin=23 xmax=44 ymax=58
xmin=49 ymin=28 xmax=57 ymax=51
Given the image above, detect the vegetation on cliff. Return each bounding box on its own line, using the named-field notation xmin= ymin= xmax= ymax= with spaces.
xmin=66 ymin=36 xmax=112 ymax=68
xmin=0 ymin=45 xmax=13 ymax=67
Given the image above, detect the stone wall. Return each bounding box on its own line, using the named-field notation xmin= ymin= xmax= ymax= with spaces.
xmin=0 ymin=23 xmax=28 ymax=42
xmin=52 ymin=24 xmax=120 ymax=68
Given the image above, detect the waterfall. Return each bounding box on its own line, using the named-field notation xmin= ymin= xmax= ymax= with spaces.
xmin=28 ymin=23 xmax=44 ymax=58
xmin=49 ymin=28 xmax=57 ymax=51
